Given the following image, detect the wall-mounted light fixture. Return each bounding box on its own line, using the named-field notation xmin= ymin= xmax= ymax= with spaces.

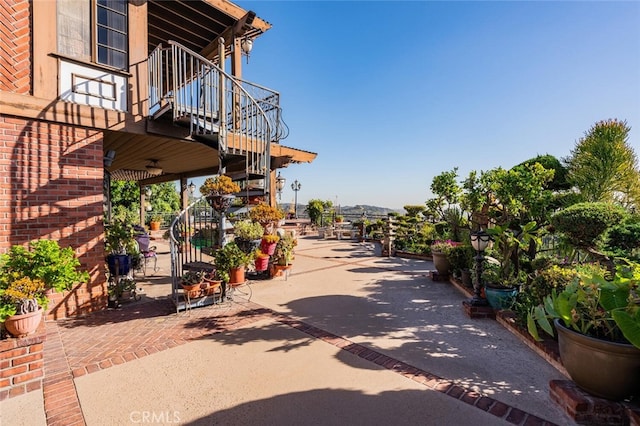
xmin=104 ymin=150 xmax=116 ymax=167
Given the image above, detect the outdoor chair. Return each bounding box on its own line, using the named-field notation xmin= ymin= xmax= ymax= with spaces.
xmin=134 ymin=233 xmax=158 ymax=276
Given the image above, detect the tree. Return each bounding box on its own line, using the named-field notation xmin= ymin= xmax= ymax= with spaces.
xmin=109 ymin=181 xmax=180 ymax=224
xmin=565 ymin=119 xmax=640 ymax=206
xmin=305 ymin=199 xmax=333 ymax=226
xmin=425 ymin=168 xmax=461 ymax=222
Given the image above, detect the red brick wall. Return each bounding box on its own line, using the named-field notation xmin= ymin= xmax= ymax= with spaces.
xmin=0 ymin=0 xmax=31 ymax=94
xmin=0 ymin=116 xmax=107 ymax=318
xmin=0 ymin=320 xmax=45 ymax=401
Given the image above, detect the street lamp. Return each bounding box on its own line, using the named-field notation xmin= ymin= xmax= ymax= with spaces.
xmin=275 ymin=172 xmax=286 ymax=202
xmin=469 ymin=229 xmax=491 ymax=306
xmin=291 ymin=180 xmax=301 ymax=218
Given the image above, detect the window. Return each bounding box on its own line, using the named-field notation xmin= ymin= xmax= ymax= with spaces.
xmin=57 ymin=0 xmax=128 ymax=70
xmin=96 ymin=0 xmax=127 ymax=68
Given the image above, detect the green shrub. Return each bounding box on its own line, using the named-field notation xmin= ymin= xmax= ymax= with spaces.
xmin=550 ymin=202 xmax=626 ymax=248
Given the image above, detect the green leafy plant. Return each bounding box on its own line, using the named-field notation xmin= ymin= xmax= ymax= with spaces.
xmin=272 ymin=234 xmax=296 ymax=266
xmin=233 ymin=220 xmax=264 ymax=240
xmin=0 ymin=240 xmax=89 ymax=293
xmin=105 ymin=219 xmax=138 ymax=255
xmin=527 ymin=261 xmax=640 ymax=349
xmin=214 ymin=242 xmax=253 ymax=283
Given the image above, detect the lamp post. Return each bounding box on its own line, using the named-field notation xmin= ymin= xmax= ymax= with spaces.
xmin=275 ymin=172 xmax=286 ymax=203
xmin=291 ymin=180 xmax=301 ymax=218
xmin=469 ymin=229 xmax=491 ymax=306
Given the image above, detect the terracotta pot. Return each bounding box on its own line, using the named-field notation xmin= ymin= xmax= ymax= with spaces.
xmin=555 ymin=319 xmax=640 ymax=401
xmin=149 ymin=221 xmax=161 ymax=231
xmin=4 ymin=307 xmax=43 ymax=338
xmin=181 ymin=283 xmax=201 ymax=299
xmin=229 ymin=267 xmax=245 ymax=286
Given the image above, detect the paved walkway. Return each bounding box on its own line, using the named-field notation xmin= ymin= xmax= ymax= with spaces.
xmin=1 ymin=237 xmax=573 ymax=425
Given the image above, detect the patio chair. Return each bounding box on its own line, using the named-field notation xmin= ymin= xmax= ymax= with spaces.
xmin=134 ymin=233 xmax=158 ymax=276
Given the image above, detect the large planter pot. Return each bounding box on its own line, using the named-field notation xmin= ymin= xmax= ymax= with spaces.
xmin=484 ymin=286 xmax=518 ymax=310
xmin=431 ymin=251 xmax=451 ymax=276
xmin=555 ymin=319 xmax=640 ymax=401
xmin=228 ymin=266 xmax=245 ymax=286
xmin=4 ymin=307 xmax=43 ymax=338
xmin=236 ymin=238 xmax=261 ymax=254
xmin=149 ymin=221 xmax=161 ymax=231
xmin=107 ymin=254 xmax=131 ymax=276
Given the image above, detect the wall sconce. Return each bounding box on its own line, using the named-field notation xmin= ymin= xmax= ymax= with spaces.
xmin=241 ymin=37 xmax=253 ymax=64
xmin=144 ymin=186 xmax=152 ymax=198
xmin=275 ymin=172 xmax=286 ymax=202
xmin=188 ymin=181 xmax=196 ymax=195
xmin=145 ymin=160 xmax=163 ymax=176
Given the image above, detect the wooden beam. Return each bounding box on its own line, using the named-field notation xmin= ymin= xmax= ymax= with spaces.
xmin=200 ymin=11 xmax=257 ymax=60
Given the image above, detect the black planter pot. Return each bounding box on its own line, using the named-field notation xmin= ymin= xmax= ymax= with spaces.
xmin=555 ymin=319 xmax=640 ymax=401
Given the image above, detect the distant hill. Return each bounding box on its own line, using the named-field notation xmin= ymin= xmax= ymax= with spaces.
xmin=280 ymin=203 xmax=403 ymax=219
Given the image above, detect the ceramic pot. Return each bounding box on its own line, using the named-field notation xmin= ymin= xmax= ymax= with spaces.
xmin=431 ymin=251 xmax=451 ymax=276
xmin=4 ymin=307 xmax=43 ymax=338
xmin=484 ymin=286 xmax=518 ymax=310
xmin=555 ymin=319 xmax=640 ymax=401
xmin=254 ymin=256 xmax=269 ymax=271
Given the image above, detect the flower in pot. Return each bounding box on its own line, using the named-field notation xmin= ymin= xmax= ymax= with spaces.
xmin=0 ymin=275 xmax=47 ymax=337
xmin=254 ymin=249 xmax=270 ymax=272
xmin=200 ymin=175 xmax=241 ymax=212
xmin=181 ymin=270 xmax=206 ymax=298
xmin=249 ymin=203 xmax=284 ymax=230
xmin=430 ymin=240 xmax=455 ymax=276
xmin=527 ymin=261 xmax=640 ymax=401
xmin=260 ymin=233 xmax=280 ymax=256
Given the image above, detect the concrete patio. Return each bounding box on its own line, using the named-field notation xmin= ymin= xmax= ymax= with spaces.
xmin=1 ymin=236 xmax=573 ymax=425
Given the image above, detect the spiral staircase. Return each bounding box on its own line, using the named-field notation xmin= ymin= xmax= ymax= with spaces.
xmin=147 ymin=41 xmax=287 ymax=310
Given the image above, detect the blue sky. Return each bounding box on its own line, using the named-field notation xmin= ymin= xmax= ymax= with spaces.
xmin=233 ymin=0 xmax=640 ymax=210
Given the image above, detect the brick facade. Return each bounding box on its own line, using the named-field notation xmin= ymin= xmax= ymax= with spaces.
xmin=0 ymin=0 xmax=31 ymax=94
xmin=0 ymin=116 xmax=108 ymax=319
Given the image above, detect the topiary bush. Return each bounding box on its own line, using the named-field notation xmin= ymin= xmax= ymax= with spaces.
xmin=550 ymin=202 xmax=626 ymax=248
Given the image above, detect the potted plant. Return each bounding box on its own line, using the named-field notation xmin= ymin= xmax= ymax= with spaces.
xmin=0 ymin=275 xmax=47 ymax=337
xmin=448 ymin=244 xmax=475 ymax=287
xmin=254 ymin=249 xmax=270 ymax=272
xmin=260 ymin=234 xmax=280 ymax=256
xmin=180 ymin=270 xmax=205 ymax=298
xmin=249 ymin=203 xmax=284 ymax=229
xmin=430 ymin=240 xmax=455 ymax=277
xmin=105 ymin=219 xmax=138 ymax=276
xmin=233 ymin=220 xmax=264 ymax=253
xmin=528 ymin=261 xmax=640 ymax=401
xmin=149 ymin=215 xmax=163 ymax=231
xmin=214 ymin=242 xmax=252 ymax=286
xmin=199 ymin=175 xmax=241 ymax=212
xmin=482 ymin=221 xmax=539 ymax=309
xmin=272 ymin=233 xmax=296 ymax=267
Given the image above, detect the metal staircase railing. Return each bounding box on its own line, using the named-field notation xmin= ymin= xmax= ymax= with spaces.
xmin=148 ymin=41 xmax=288 ymax=178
